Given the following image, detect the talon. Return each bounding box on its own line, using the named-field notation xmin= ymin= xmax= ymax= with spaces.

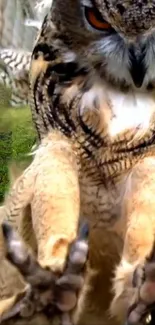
xmin=127 ymin=302 xmax=147 ymax=325
xmin=55 ymin=222 xmax=89 ymax=313
xmin=70 ymin=241 xmax=88 ymax=266
xmin=127 ymin=256 xmax=155 ymax=325
xmin=78 ymin=221 xmax=89 ymax=240
xmin=2 ymin=222 xmax=56 ymax=288
xmin=67 ymin=221 xmax=89 ymax=274
xmin=2 ymin=222 xmax=30 ymax=268
xmin=1 ymin=222 xmax=89 ymax=318
xmin=2 ymin=222 xmax=14 ymax=240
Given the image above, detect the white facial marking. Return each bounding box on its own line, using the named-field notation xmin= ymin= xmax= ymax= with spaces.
xmin=80 ymin=81 xmax=155 ymax=137
xmin=107 ymin=88 xmax=155 ymax=137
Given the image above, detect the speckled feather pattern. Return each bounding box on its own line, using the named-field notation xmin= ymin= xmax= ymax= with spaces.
xmin=2 ymin=0 xmax=155 ymax=325
xmin=0 ymin=0 xmax=52 ymax=106
xmin=28 ymin=1 xmax=155 ymax=324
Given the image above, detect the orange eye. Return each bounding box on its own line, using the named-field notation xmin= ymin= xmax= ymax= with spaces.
xmin=85 ymin=7 xmax=111 ymax=31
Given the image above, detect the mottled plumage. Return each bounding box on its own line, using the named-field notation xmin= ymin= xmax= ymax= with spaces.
xmin=0 ymin=0 xmax=52 ymax=106
xmin=28 ymin=1 xmax=155 ymax=325
xmin=0 ymin=49 xmax=31 ymax=106
xmin=0 ymin=135 xmax=88 ymax=324
xmin=2 ymin=0 xmax=155 ymax=325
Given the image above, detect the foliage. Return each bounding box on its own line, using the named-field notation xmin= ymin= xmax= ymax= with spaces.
xmin=0 ymin=106 xmax=36 ymax=202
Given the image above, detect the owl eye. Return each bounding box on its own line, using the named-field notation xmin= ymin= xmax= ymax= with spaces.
xmin=84 ymin=6 xmax=111 ymax=31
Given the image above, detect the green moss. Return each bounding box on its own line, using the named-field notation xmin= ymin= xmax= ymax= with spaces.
xmin=0 ymin=133 xmax=12 ymax=201
xmin=0 ymin=105 xmax=36 ymax=202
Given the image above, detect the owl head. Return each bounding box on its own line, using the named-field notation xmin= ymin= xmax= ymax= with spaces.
xmin=50 ymin=0 xmax=155 ymax=91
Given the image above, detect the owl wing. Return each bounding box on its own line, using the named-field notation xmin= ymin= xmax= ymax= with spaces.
xmin=0 ymin=0 xmax=53 ymax=107
xmin=0 ymin=49 xmax=32 ymax=106
xmin=0 ymin=0 xmax=39 ymax=106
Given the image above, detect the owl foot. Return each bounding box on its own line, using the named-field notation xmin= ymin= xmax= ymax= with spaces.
xmin=127 ymin=246 xmax=155 ymax=325
xmin=1 ymin=221 xmax=89 ymax=322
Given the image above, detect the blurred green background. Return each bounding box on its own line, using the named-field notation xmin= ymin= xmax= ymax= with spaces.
xmin=0 ymin=86 xmax=36 ymax=202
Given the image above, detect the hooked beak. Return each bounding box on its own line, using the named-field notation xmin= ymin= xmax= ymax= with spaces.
xmin=128 ymin=45 xmax=147 ymax=88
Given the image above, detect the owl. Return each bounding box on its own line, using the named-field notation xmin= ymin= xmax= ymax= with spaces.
xmin=2 ymin=0 xmax=155 ymax=325
xmin=28 ymin=0 xmax=155 ymax=324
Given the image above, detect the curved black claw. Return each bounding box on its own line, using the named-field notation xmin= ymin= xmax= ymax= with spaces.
xmin=55 ymin=221 xmax=89 ymax=312
xmin=2 ymin=222 xmax=56 ymax=287
xmin=126 ymin=303 xmax=155 ymax=325
xmin=126 ymin=244 xmax=155 ymax=325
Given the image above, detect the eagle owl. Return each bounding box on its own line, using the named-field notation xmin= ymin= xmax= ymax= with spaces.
xmin=2 ymin=0 xmax=155 ymax=325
